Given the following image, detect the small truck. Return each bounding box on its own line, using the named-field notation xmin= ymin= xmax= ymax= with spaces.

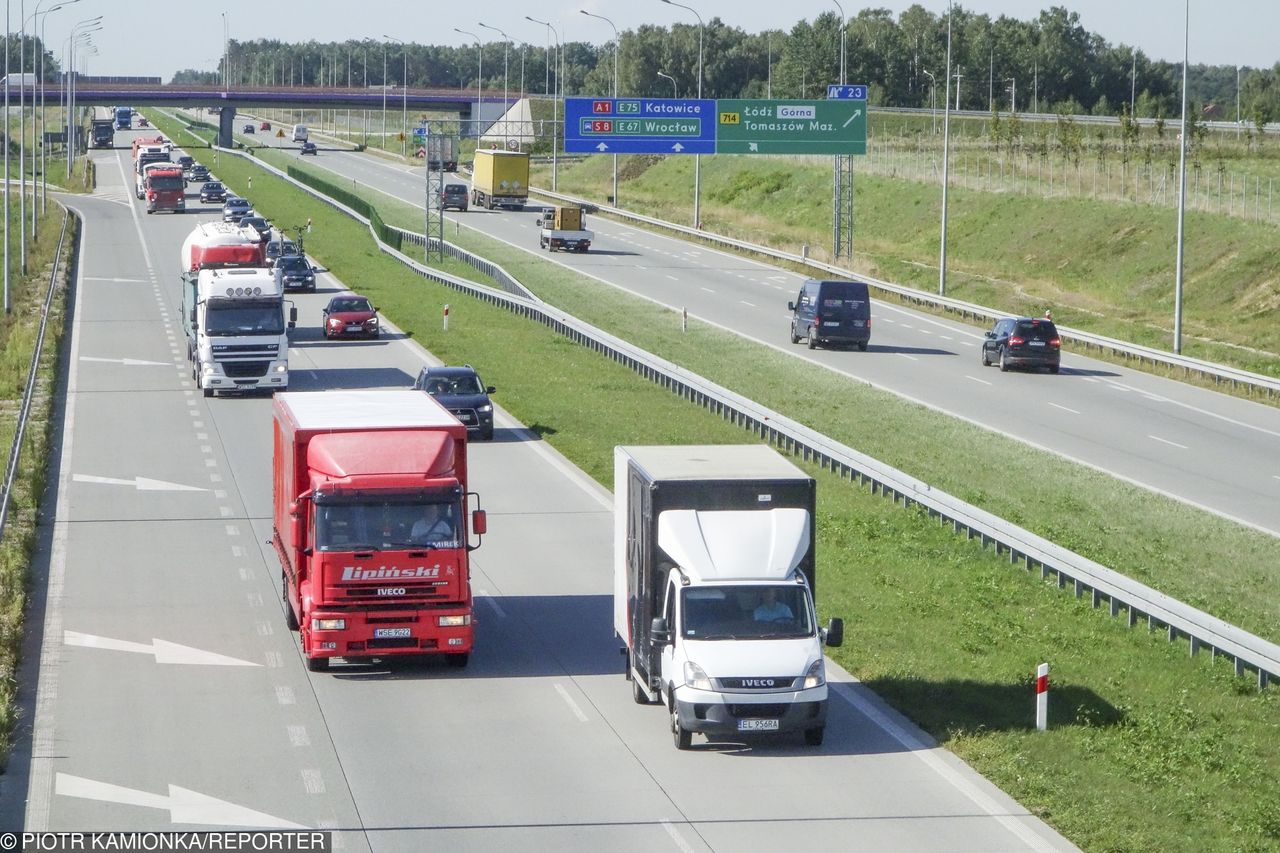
xmin=538 ymin=205 xmax=593 ymax=253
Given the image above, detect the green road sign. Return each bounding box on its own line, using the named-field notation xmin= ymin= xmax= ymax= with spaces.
xmin=716 ymin=99 xmax=866 ymax=155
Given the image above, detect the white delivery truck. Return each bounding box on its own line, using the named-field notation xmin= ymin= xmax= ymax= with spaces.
xmin=181 ymin=267 xmax=296 ymax=397
xmin=291 ymin=124 xmax=309 ymax=142
xmin=615 ymin=445 xmax=843 ymax=749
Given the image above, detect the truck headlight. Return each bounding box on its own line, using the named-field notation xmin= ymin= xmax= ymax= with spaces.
xmin=802 ymin=659 xmax=826 ymax=689
xmin=274 ymin=363 xmax=287 ymax=373
xmin=437 ymin=615 xmax=471 ymax=627
xmin=683 ymin=661 xmax=712 ymax=691
xmin=311 ymin=618 xmax=346 ymax=631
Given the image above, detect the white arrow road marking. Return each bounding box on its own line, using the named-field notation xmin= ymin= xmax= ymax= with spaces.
xmin=73 ymin=474 xmax=207 ymax=492
xmin=64 ymin=631 xmax=261 ymax=666
xmin=79 ymin=356 xmax=171 ymax=367
xmin=56 ymin=774 xmax=306 ymax=828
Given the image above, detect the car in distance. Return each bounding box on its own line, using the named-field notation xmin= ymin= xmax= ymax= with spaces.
xmin=242 ymin=123 xmax=255 ymax=134
xmin=260 ymin=121 xmax=271 ymax=131
xmin=199 ymin=181 xmax=227 ymax=203
xmin=222 ymin=197 xmax=252 ymax=223
xmin=176 ymin=155 xmax=195 ymax=173
xmin=274 ymin=254 xmax=319 ymax=293
xmin=189 ymin=165 xmax=211 ymax=183
xmin=321 ymin=294 xmax=379 ymax=340
xmin=414 ymin=365 xmax=496 ymax=440
xmin=239 ymin=215 xmax=271 ymax=244
xmin=439 ymin=183 xmax=468 ymax=211
xmin=788 ymin=279 xmax=872 ymax=351
xmin=265 ymin=239 xmax=300 ymax=267
xmin=300 ymin=141 xmax=318 ymax=156
xmin=982 ymin=317 xmax=1062 ymax=373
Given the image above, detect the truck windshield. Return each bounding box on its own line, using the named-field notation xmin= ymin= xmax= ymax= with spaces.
xmin=204 ymin=301 xmax=284 ymax=336
xmin=148 ymin=176 xmax=184 ymax=190
xmin=314 ymin=498 xmax=461 ymax=551
xmin=680 ymin=585 xmax=814 ymax=640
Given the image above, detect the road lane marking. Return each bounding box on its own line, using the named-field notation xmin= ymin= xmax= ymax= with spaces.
xmin=478 ymin=590 xmax=507 ymax=618
xmin=661 ymin=821 xmax=697 ymax=853
xmin=56 ymin=773 xmax=306 ymax=829
xmin=1048 ymin=403 xmax=1080 ymax=414
xmin=1149 ymin=435 xmax=1188 ymax=449
xmin=896 ymin=353 xmax=918 ymax=361
xmin=966 ymin=376 xmax=992 ymax=386
xmin=554 ymin=683 xmax=589 ymax=722
xmin=287 ymin=726 xmax=310 ymax=747
xmin=64 ymin=631 xmax=261 ymax=666
xmin=740 ymin=300 xmax=756 ymax=307
xmin=300 ymin=770 xmax=325 ymax=794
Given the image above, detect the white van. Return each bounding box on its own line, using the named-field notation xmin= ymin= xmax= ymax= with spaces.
xmin=291 ymin=125 xmax=309 ymax=143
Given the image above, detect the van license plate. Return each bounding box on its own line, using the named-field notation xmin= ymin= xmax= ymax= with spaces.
xmin=1030 ymin=341 xmax=1045 ymax=347
xmin=738 ymin=719 xmax=780 ymax=731
xmin=823 ymin=321 xmax=840 ymax=327
xmin=374 ymin=628 xmax=411 ymax=639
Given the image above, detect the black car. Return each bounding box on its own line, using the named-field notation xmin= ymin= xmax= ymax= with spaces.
xmin=300 ymin=141 xmax=317 ymax=155
xmin=189 ymin=165 xmax=211 ymax=183
xmin=199 ymin=181 xmax=227 ymax=203
xmin=176 ymin=155 xmax=195 ymax=172
xmin=265 ymin=239 xmax=300 ymax=267
xmin=239 ymin=216 xmax=271 ymax=243
xmin=414 ymin=365 xmax=496 ymax=440
xmin=274 ymin=254 xmax=319 ymax=292
xmin=242 ymin=123 xmax=256 ymax=134
xmin=440 ymin=183 xmax=468 ymax=211
xmin=982 ymin=317 xmax=1062 ymax=373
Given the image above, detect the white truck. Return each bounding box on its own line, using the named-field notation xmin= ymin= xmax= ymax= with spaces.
xmin=181 ymin=267 xmax=296 ymax=398
xmin=134 ymin=147 xmax=171 ymax=199
xmin=538 ymin=205 xmax=593 ymax=253
xmin=615 ymin=444 xmax=843 ymax=749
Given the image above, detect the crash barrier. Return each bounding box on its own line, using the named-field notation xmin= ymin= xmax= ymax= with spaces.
xmin=531 ymin=187 xmax=1280 ymax=403
xmin=215 ymin=143 xmax=1280 ymax=690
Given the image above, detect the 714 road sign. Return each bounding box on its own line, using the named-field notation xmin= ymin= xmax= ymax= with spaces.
xmin=716 ymin=99 xmax=866 ymax=155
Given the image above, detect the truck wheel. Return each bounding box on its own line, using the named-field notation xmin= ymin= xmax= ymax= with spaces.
xmin=632 ymin=676 xmax=653 ymax=705
xmin=281 ymin=572 xmax=299 ymax=631
xmin=306 ymin=655 xmax=329 ymax=673
xmin=671 ymin=705 xmax=692 ymax=750
xmin=446 ymin=653 xmax=470 ymax=668
xmin=806 ymin=327 xmax=817 ymax=350
xmin=202 ymin=385 xmax=214 ymax=399
xmin=804 ymin=726 xmax=825 ymax=746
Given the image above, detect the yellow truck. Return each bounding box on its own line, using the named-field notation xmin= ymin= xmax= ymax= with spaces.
xmin=538 ymin=205 xmax=593 ymax=253
xmin=470 ymin=149 xmax=529 ymax=210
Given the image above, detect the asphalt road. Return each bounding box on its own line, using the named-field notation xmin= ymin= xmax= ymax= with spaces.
xmin=0 ymin=128 xmax=1077 ymax=852
xmin=239 ymin=122 xmax=1280 ymax=538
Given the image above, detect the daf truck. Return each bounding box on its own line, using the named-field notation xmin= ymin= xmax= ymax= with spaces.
xmin=615 ymin=445 xmax=843 ymax=749
xmin=91 ymin=119 xmax=115 ymax=148
xmin=470 ymin=149 xmax=528 ymax=210
xmin=182 ymin=267 xmax=294 ymax=397
xmin=272 ymin=390 xmax=487 ymax=672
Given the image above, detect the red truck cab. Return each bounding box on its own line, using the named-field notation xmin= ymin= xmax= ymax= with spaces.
xmin=145 ymin=165 xmax=186 ymax=213
xmin=272 ymin=390 xmax=486 ymax=671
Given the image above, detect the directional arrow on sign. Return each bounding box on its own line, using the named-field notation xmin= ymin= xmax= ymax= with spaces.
xmin=64 ymin=631 xmax=261 ymax=666
xmin=842 ymin=109 xmax=863 ymax=128
xmin=595 ymin=142 xmax=609 ymax=151
xmin=80 ymin=356 xmax=171 ymax=367
xmin=56 ymin=773 xmax=305 ymax=828
xmin=73 ymin=474 xmax=207 ymax=492
xmin=672 ymin=142 xmax=684 ymax=152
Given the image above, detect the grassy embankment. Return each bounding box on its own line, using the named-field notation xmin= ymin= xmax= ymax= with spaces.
xmin=148 ymin=109 xmax=1280 ymax=852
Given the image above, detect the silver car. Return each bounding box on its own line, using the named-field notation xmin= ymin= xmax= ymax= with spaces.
xmin=222 ymin=197 xmax=251 ymax=223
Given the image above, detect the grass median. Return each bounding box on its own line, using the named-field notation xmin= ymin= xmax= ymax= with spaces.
xmin=146 ymin=111 xmax=1280 ymax=851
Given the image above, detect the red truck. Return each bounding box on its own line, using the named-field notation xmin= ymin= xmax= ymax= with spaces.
xmin=144 ymin=164 xmax=186 ymax=214
xmin=272 ymin=389 xmax=487 ymax=672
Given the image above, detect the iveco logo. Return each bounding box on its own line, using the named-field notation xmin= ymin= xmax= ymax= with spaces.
xmin=742 ymin=678 xmax=776 ymax=688
xmin=376 ymin=587 xmax=406 ymax=596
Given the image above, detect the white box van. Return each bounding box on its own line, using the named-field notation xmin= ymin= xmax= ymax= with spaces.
xmin=291 ymin=125 xmax=309 ymax=143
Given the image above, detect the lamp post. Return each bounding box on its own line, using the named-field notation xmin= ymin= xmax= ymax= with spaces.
xmin=657 ymin=71 xmax=677 ymax=97
xmin=383 ymin=35 xmax=407 ymax=157
xmin=922 ymin=69 xmax=937 ymax=134
xmin=1005 ymin=77 xmax=1015 ymax=113
xmin=381 ymin=40 xmax=387 ymax=147
xmin=1173 ymin=0 xmax=1189 ymax=353
xmin=454 ymin=29 xmax=482 ymax=142
xmin=580 ymin=9 xmax=620 ymax=206
xmin=939 ymin=0 xmax=953 ymax=296
xmin=63 ymin=18 xmax=98 ymax=187
xmin=526 ymin=16 xmax=559 ymax=189
xmin=832 ymin=0 xmax=845 ymax=86
xmin=660 ymin=0 xmax=704 ymax=228
xmin=479 ymin=23 xmax=511 ymax=142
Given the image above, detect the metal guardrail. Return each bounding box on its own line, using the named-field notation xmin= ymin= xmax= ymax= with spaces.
xmin=530 ymin=187 xmax=1280 ymax=402
xmin=0 ymin=207 xmax=71 ymax=535
xmin=212 ymin=140 xmax=1279 ymax=690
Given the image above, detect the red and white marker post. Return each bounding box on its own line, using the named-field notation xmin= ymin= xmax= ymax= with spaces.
xmin=1035 ymin=662 xmax=1049 ymax=731
xmin=443 ymin=304 xmax=450 ymax=331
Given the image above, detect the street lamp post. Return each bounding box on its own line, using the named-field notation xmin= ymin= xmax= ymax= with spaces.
xmin=526 ymin=17 xmax=559 ymax=189
xmin=939 ymin=0 xmax=953 ymax=296
xmin=479 ymin=23 xmax=511 ymax=142
xmin=581 ymin=9 xmax=620 ymax=206
xmin=660 ymin=0 xmax=704 ymax=228
xmin=657 ymin=71 xmax=677 ymax=97
xmin=1173 ymin=0 xmax=1190 ymax=353
xmin=832 ymin=0 xmax=845 ymax=86
xmin=454 ymin=29 xmax=482 ymax=142
xmin=922 ymin=69 xmax=937 ymax=134
xmin=383 ymin=35 xmax=407 ymax=157
xmin=1005 ymin=77 xmax=1016 ymax=113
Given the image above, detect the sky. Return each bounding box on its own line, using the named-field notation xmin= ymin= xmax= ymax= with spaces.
xmin=41 ymin=1 xmax=1280 ymax=82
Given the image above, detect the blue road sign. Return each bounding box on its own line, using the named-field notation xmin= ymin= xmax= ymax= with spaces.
xmin=826 ymin=85 xmax=868 ymax=100
xmin=564 ymin=97 xmax=717 ymax=154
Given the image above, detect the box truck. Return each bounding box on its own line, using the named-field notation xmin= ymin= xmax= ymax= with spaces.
xmin=272 ymin=390 xmax=487 ymax=671
xmin=470 ymin=149 xmax=528 ymax=210
xmin=615 ymin=445 xmax=843 ymax=749
xmin=538 ymin=205 xmax=593 ymax=253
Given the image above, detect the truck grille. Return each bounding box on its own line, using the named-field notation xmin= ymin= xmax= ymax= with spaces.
xmin=222 ymin=361 xmax=270 ymax=378
xmin=728 ymin=704 xmax=790 ymax=719
xmin=343 ymin=585 xmax=450 ymax=601
xmin=212 ymin=343 xmax=279 ymax=356
xmin=718 ymin=676 xmax=798 ymax=690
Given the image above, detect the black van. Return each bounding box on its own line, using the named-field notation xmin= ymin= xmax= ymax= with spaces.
xmin=788 ymin=279 xmax=872 ymax=350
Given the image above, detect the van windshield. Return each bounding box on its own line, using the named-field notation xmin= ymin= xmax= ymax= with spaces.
xmin=680 ymin=585 xmax=814 ymax=640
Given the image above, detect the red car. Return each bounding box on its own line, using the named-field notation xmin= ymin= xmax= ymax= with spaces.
xmin=321 ymin=294 xmax=380 ymax=340
xmin=260 ymin=121 xmax=271 ymax=130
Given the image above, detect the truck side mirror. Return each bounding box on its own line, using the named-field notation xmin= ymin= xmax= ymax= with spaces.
xmin=650 ymin=617 xmax=671 ymax=646
xmin=471 ymin=509 xmax=487 ymax=535
xmin=288 ymin=306 xmax=298 ymax=328
xmin=824 ymin=617 xmax=844 ymax=648
xmin=290 ymin=513 xmax=304 ymax=549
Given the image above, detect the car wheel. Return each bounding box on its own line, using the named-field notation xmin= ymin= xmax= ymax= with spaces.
xmin=999 ymin=348 xmax=1009 ymax=372
xmin=807 ymin=326 xmax=817 ymax=350
xmin=789 ymin=322 xmax=801 ymax=345
xmin=1049 ymin=364 xmax=1061 ymax=374
xmin=857 ymin=341 xmax=868 ymax=352
xmin=981 ymin=347 xmax=991 ymax=367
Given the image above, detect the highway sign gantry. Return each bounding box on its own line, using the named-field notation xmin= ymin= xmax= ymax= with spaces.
xmin=564 ymin=97 xmax=716 ymax=154
xmin=716 ymin=99 xmax=867 ymax=155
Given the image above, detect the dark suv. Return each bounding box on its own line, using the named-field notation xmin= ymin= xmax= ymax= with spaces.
xmin=414 ymin=365 xmax=496 ymax=440
xmin=982 ymin=317 xmax=1062 ymax=373
xmin=440 ymin=183 xmax=468 ymax=211
xmin=274 ymin=254 xmax=318 ymax=292
xmin=788 ymin=279 xmax=872 ymax=350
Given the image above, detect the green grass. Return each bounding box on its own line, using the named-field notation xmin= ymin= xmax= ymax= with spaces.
xmin=144 ymin=110 xmax=1280 ymax=850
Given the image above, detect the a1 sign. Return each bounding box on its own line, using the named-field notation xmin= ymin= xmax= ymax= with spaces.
xmin=826 ymin=84 xmax=868 ymax=100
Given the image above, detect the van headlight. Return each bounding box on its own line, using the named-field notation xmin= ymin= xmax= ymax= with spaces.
xmin=683 ymin=661 xmax=712 ymax=691
xmin=802 ymin=659 xmax=826 ymax=689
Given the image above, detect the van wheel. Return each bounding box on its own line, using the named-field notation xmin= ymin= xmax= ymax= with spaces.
xmin=804 ymin=727 xmax=825 ymax=746
xmin=789 ymin=323 xmax=801 ymax=345
xmin=632 ymin=675 xmax=653 ymax=705
xmin=806 ymin=327 xmax=817 ymax=350
xmin=1049 ymin=364 xmax=1061 ymax=374
xmin=671 ymin=704 xmax=692 ymax=750
xmin=999 ymin=349 xmax=1010 ymax=372
xmin=857 ymin=341 xmax=868 ymax=352
xmin=282 ymin=572 xmax=299 ymax=631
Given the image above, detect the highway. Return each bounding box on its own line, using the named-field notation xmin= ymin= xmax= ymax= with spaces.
xmin=1 ymin=128 xmax=1078 ymax=852
xmin=247 ymin=127 xmax=1280 ymax=538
